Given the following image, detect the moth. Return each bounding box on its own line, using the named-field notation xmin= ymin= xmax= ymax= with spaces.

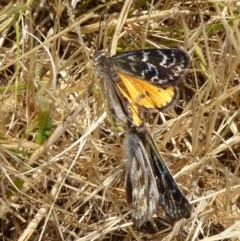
xmin=94 ymin=48 xmax=189 ymax=127
xmin=94 ymin=19 xmax=191 ymax=227
xmin=124 ymin=126 xmax=191 ymax=227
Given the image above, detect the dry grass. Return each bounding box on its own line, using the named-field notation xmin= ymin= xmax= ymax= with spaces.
xmin=1 ymin=0 xmax=240 ymax=240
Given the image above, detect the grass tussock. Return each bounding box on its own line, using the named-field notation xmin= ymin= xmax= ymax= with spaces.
xmin=0 ymin=0 xmax=240 ymax=240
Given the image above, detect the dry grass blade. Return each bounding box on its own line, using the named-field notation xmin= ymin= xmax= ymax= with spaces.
xmin=0 ymin=1 xmax=240 ymax=241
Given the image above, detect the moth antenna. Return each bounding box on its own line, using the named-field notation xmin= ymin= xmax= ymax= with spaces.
xmin=97 ymin=12 xmax=105 ymax=51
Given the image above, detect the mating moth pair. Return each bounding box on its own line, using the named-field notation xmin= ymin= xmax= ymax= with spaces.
xmin=94 ymin=21 xmax=191 ymax=227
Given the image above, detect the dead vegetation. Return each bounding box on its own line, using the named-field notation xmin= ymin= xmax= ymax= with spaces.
xmin=0 ymin=0 xmax=240 ymax=240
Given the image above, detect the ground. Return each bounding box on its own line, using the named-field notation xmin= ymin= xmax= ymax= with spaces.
xmin=0 ymin=0 xmax=240 ymax=240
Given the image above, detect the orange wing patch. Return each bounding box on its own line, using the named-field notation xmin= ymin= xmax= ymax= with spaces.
xmin=118 ymin=72 xmax=177 ymax=111
xmin=117 ymin=84 xmax=143 ymax=126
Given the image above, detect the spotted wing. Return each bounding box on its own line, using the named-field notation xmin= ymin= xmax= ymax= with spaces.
xmin=113 ymin=49 xmax=190 ymax=87
xmin=146 ymin=130 xmax=191 ymax=221
xmin=125 ymin=127 xmax=191 ymax=227
xmin=124 ymin=128 xmax=159 ymax=227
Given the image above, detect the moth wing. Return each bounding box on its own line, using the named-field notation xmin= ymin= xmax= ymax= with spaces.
xmin=124 ymin=131 xmax=159 ymax=227
xmin=148 ymin=135 xmax=191 ymax=221
xmin=113 ymin=49 xmax=190 ymax=86
xmin=118 ymin=72 xmax=179 ymax=112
